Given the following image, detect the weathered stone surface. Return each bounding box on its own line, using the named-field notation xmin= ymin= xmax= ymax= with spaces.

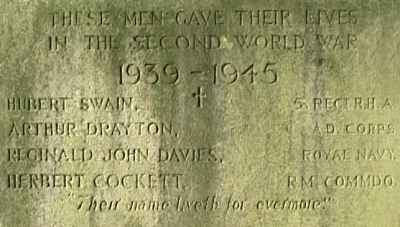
xmin=0 ymin=0 xmax=399 ymax=226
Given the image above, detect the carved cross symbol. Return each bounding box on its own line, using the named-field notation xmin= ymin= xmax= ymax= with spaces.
xmin=193 ymin=86 xmax=206 ymax=108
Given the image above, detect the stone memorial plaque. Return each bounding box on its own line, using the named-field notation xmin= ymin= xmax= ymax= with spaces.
xmin=0 ymin=0 xmax=399 ymax=226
